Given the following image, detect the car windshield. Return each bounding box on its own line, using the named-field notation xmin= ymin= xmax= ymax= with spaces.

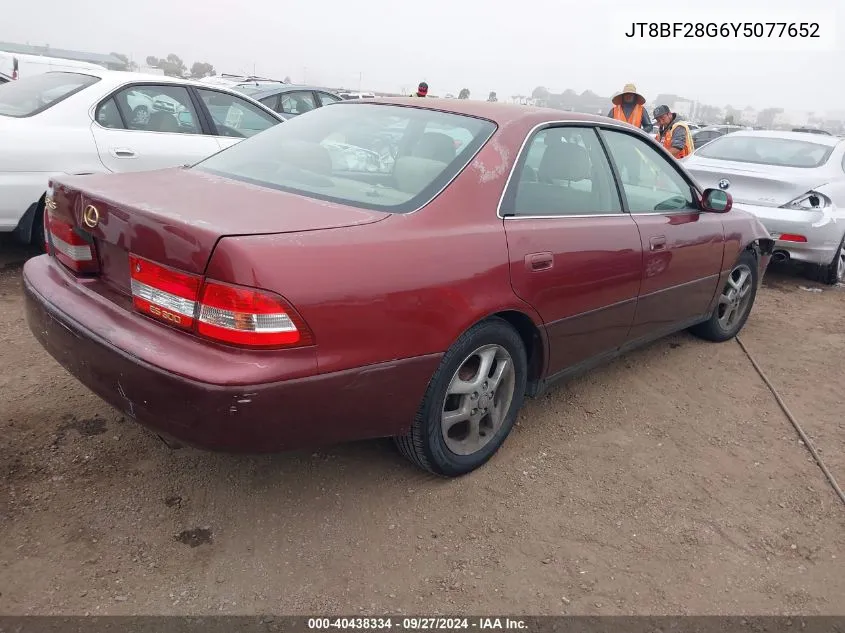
xmin=0 ymin=72 xmax=99 ymax=117
xmin=696 ymin=135 xmax=833 ymax=168
xmin=195 ymin=103 xmax=496 ymax=213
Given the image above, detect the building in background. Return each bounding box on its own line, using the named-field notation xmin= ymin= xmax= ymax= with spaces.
xmin=0 ymin=41 xmax=126 ymax=70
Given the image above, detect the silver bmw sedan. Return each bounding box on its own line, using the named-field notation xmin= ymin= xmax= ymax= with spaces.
xmin=684 ymin=131 xmax=845 ymax=284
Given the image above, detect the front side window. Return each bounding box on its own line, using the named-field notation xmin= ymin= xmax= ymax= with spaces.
xmin=195 ymin=103 xmax=496 ymax=213
xmin=197 ymin=88 xmax=279 ymax=138
xmin=696 ymin=135 xmax=834 ymax=168
xmin=503 ymin=127 xmax=621 ymax=217
xmin=0 ymin=72 xmax=99 ymax=117
xmin=600 ymin=129 xmax=696 ymax=213
xmin=280 ymin=91 xmax=317 ymax=115
xmin=112 ymin=84 xmax=200 ymax=134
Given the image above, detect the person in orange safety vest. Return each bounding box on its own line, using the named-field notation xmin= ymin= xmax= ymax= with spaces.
xmin=607 ymin=83 xmax=653 ymax=133
xmin=652 ymin=104 xmax=694 ymax=159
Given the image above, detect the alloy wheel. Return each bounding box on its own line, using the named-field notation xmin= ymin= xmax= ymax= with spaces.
xmin=717 ymin=263 xmax=754 ymax=331
xmin=441 ymin=344 xmax=516 ymax=456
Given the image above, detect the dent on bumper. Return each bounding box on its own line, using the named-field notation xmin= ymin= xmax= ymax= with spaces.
xmin=23 ymin=265 xmax=442 ymax=452
xmin=735 ymin=203 xmax=843 ymax=266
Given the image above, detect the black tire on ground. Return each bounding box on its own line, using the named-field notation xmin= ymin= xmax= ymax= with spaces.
xmin=816 ymin=233 xmax=845 ymax=286
xmin=31 ymin=199 xmax=46 ymax=250
xmin=394 ymin=317 xmax=528 ymax=477
xmin=690 ymin=250 xmax=759 ymax=342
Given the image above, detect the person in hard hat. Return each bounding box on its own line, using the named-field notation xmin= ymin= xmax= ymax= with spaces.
xmin=607 ymin=83 xmax=653 ymax=133
xmin=412 ymin=82 xmax=428 ymax=97
xmin=653 ymin=104 xmax=694 ymax=159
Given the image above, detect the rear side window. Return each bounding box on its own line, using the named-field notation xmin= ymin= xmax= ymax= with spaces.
xmin=195 ymin=103 xmax=496 ymax=213
xmin=696 ymin=135 xmax=834 ymax=168
xmin=111 ymin=85 xmax=201 ymax=135
xmin=0 ymin=72 xmax=99 ymax=117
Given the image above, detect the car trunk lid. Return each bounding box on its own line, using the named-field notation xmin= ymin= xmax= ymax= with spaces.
xmin=684 ymin=156 xmax=825 ymax=208
xmin=51 ymin=167 xmax=388 ymax=293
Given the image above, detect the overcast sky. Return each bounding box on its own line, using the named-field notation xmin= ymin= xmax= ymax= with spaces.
xmin=3 ymin=0 xmax=842 ymax=112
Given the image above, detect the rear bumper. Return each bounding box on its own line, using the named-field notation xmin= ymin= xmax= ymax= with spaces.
xmin=23 ymin=256 xmax=441 ymax=452
xmin=734 ymin=201 xmax=844 ymax=266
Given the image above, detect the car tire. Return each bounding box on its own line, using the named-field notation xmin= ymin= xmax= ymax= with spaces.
xmin=690 ymin=251 xmax=759 ymax=342
xmin=31 ymin=198 xmax=46 ymax=251
xmin=394 ymin=318 xmax=527 ymax=477
xmin=817 ymin=234 xmax=845 ymax=286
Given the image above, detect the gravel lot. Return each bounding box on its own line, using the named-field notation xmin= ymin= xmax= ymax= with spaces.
xmin=1 ymin=239 xmax=843 ymax=615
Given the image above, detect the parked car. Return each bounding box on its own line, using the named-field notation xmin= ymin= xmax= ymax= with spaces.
xmin=197 ymin=74 xmax=287 ymax=91
xmin=0 ymin=51 xmax=105 ymax=80
xmin=691 ymin=125 xmax=743 ymax=150
xmin=23 ymin=100 xmax=771 ymax=476
xmin=233 ymin=83 xmax=343 ymax=118
xmin=0 ymin=69 xmax=284 ymax=244
xmin=684 ymin=130 xmax=845 ymax=284
xmin=792 ymin=127 xmax=832 ymax=135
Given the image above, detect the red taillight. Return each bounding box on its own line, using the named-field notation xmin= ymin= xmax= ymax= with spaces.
xmin=128 ymin=255 xmax=313 ymax=349
xmin=129 ymin=255 xmax=200 ymax=331
xmin=197 ymin=281 xmax=313 ymax=348
xmin=778 ymin=233 xmax=807 ymax=243
xmin=46 ymin=212 xmax=98 ymax=273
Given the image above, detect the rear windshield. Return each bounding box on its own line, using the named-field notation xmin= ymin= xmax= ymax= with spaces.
xmin=195 ymin=103 xmax=496 ymax=213
xmin=696 ymin=135 xmax=834 ymax=168
xmin=0 ymin=72 xmax=99 ymax=117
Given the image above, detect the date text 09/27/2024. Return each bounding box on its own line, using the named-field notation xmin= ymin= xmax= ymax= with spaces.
xmin=307 ymin=617 xmax=528 ymax=630
xmin=624 ymin=22 xmax=821 ymax=38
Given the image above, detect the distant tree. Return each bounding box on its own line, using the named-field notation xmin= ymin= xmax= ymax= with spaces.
xmin=724 ymin=114 xmax=735 ymax=125
xmin=109 ymin=52 xmax=137 ymax=71
xmin=190 ymin=62 xmax=215 ymax=78
xmin=487 ymin=90 xmax=497 ymax=102
xmin=532 ymin=86 xmax=550 ymax=100
xmin=283 ymin=76 xmax=292 ymax=83
xmin=458 ymin=88 xmax=470 ymax=99
xmin=146 ymin=54 xmax=187 ymax=77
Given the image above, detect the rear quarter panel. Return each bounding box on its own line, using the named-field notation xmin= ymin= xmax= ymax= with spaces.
xmin=204 ymin=123 xmax=545 ymax=375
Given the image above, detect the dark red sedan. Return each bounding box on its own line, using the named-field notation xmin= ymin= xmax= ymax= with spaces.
xmin=23 ymin=99 xmax=773 ymax=476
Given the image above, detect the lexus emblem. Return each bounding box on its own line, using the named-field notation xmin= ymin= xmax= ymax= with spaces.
xmin=718 ymin=179 xmax=730 ymax=190
xmin=82 ymin=204 xmax=100 ymax=229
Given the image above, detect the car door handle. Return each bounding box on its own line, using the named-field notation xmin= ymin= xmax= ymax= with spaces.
xmin=109 ymin=148 xmax=137 ymax=158
xmin=649 ymin=236 xmax=667 ymax=251
xmin=525 ymin=252 xmax=554 ymax=272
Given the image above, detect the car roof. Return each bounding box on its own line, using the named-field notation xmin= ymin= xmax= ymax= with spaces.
xmin=335 ymin=97 xmax=615 ymax=128
xmin=41 ymin=68 xmax=238 ymax=90
xmin=244 ymin=84 xmax=339 ymax=99
xmin=721 ymin=129 xmax=843 ymax=146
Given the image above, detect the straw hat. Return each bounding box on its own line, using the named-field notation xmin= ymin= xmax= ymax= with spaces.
xmin=611 ymin=83 xmax=645 ymax=106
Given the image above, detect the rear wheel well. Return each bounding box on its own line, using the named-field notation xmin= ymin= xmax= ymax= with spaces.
xmin=490 ymin=310 xmax=543 ymax=393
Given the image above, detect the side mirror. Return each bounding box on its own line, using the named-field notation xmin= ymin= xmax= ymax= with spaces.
xmin=700 ymin=188 xmax=732 ymax=213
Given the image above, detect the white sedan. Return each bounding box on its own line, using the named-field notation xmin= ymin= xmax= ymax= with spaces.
xmin=0 ymin=69 xmax=284 ymax=244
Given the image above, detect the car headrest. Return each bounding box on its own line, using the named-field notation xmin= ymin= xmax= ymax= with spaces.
xmin=393 ymin=156 xmax=447 ymax=194
xmin=414 ymin=132 xmax=456 ymax=163
xmin=278 ymin=140 xmax=332 ymax=175
xmin=538 ymin=142 xmax=591 ymax=182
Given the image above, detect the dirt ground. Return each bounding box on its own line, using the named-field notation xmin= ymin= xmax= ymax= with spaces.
xmin=1 ymin=238 xmax=843 ymax=616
